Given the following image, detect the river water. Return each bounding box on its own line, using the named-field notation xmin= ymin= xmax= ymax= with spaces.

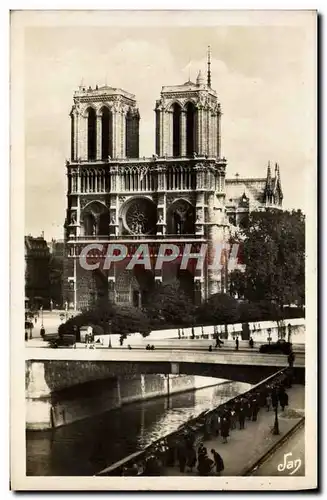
xmin=26 ymin=378 xmax=252 ymax=476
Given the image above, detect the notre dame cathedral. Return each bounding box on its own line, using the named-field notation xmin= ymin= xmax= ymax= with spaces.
xmin=64 ymin=49 xmax=283 ymax=311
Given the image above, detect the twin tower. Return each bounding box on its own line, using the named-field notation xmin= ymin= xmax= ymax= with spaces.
xmin=69 ymin=50 xmax=221 ymax=162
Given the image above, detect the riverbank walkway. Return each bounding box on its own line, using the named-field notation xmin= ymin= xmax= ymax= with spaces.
xmin=162 ymin=384 xmax=304 ymax=476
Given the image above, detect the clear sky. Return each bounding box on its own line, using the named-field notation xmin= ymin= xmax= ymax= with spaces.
xmin=23 ymin=12 xmax=316 ymax=240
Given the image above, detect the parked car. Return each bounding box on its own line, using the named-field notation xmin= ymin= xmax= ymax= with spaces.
xmin=259 ymin=339 xmax=292 ymax=355
xmin=48 ymin=334 xmax=76 ymax=348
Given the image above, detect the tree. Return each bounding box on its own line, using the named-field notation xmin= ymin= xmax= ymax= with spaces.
xmin=145 ymin=282 xmax=194 ymax=328
xmin=196 ymin=293 xmax=239 ymax=326
xmin=232 ymin=209 xmax=305 ymax=312
xmin=58 ymin=300 xmax=151 ymax=338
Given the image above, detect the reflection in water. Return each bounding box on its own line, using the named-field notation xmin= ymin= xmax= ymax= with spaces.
xmin=26 ymin=378 xmax=251 ymax=476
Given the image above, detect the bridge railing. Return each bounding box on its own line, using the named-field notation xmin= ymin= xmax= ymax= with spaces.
xmin=96 ymin=367 xmax=290 ymax=477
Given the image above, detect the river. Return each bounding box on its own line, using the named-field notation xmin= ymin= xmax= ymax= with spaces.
xmin=26 ymin=377 xmax=252 ymax=476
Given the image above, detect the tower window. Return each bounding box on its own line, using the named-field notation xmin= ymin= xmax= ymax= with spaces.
xmin=186 ymin=102 xmax=196 ymax=156
xmin=87 ymin=108 xmax=96 ymax=161
xmin=101 ymin=107 xmax=112 ymax=160
xmin=172 ymin=103 xmax=181 ymax=157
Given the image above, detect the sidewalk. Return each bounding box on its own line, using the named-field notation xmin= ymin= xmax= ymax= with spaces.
xmin=162 ymin=384 xmax=304 ymax=476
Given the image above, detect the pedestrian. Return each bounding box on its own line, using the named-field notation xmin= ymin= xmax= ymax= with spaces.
xmin=40 ymin=326 xmax=45 ymax=339
xmin=288 ymin=351 xmax=295 ymax=368
xmin=238 ymin=404 xmax=246 ymax=430
xmin=249 ymin=337 xmax=254 ymax=348
xmin=220 ymin=416 xmax=230 ymax=443
xmin=279 ymin=390 xmax=289 ymax=411
xmin=235 ymin=337 xmax=239 ymax=351
xmin=198 ymin=452 xmax=213 ymax=476
xmin=251 ymin=396 xmax=259 ymax=421
xmin=245 ymin=398 xmax=252 ymax=421
xmin=230 ymin=406 xmax=237 ymax=430
xmin=211 ymin=449 xmax=224 ymax=475
xmin=197 ymin=443 xmax=206 ymax=461
xmin=265 ymin=392 xmax=272 ymax=411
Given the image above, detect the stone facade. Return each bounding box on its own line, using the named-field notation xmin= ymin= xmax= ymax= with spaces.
xmin=63 ymin=60 xmax=283 ymax=310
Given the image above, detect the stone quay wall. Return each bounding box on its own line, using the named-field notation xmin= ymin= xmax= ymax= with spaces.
xmin=25 ymin=361 xmax=220 ymax=430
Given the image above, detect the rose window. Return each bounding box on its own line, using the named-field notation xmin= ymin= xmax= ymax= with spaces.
xmin=125 ymin=199 xmax=156 ymax=235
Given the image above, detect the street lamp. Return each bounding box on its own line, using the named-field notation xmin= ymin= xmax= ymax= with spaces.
xmin=108 ymin=320 xmax=112 ymax=348
xmin=40 ymin=305 xmax=44 ymax=328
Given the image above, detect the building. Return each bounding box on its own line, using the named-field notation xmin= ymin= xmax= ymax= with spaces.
xmin=64 ymin=49 xmax=283 ymax=310
xmin=24 ymin=234 xmax=50 ymax=308
xmin=225 ymin=163 xmax=283 ymax=229
xmin=48 ymin=239 xmax=65 ymax=308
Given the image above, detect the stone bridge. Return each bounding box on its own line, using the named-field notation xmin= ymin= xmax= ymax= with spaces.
xmin=26 ymin=348 xmax=305 ymax=386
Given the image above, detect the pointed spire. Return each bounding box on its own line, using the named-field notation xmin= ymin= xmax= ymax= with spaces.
xmin=207 ymin=45 xmax=211 ymax=88
xmin=276 ymin=163 xmax=281 ymax=181
xmin=266 ymin=161 xmax=272 ymax=187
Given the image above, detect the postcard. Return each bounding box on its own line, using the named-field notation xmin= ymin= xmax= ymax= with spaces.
xmin=10 ymin=9 xmax=317 ymax=491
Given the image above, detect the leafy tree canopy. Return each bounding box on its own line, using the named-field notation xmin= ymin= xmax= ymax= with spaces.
xmin=231 ymin=209 xmax=305 ymax=309
xmin=196 ymin=293 xmax=239 ymax=325
xmin=144 ymin=282 xmax=195 ymax=328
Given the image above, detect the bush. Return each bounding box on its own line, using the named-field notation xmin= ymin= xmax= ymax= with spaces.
xmin=58 ymin=302 xmax=151 ymax=340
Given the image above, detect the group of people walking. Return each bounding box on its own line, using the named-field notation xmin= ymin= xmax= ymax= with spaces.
xmin=120 ymin=369 xmax=292 ymax=477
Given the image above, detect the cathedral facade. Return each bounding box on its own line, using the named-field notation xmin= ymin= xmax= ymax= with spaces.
xmin=64 ymin=52 xmax=283 ymax=311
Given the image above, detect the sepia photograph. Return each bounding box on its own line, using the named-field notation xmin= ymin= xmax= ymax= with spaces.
xmin=10 ymin=9 xmax=317 ymax=490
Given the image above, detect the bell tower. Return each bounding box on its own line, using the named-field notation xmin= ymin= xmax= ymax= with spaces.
xmin=155 ymin=47 xmax=222 ymax=159
xmin=70 ymin=84 xmax=140 ymax=161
